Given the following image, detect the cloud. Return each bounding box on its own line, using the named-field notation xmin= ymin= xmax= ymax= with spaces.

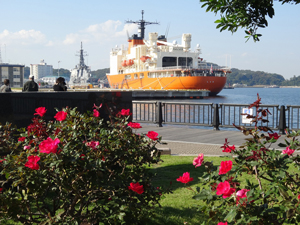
xmin=63 ymin=20 xmax=138 ymax=45
xmin=0 ymin=29 xmax=47 ymax=45
xmin=241 ymin=52 xmax=248 ymax=57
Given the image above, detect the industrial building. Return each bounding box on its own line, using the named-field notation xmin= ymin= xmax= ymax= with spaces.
xmin=0 ymin=63 xmax=25 ymax=87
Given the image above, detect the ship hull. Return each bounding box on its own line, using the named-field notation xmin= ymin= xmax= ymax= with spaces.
xmin=107 ymin=73 xmax=226 ymax=96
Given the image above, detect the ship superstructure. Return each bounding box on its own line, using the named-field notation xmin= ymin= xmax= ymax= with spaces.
xmin=69 ymin=42 xmax=91 ymax=87
xmin=106 ymin=11 xmax=230 ymax=95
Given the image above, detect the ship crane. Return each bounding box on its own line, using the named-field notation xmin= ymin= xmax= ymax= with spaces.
xmin=126 ymin=10 xmax=159 ymax=39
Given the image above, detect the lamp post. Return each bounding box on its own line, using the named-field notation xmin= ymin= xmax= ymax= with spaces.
xmin=58 ymin=61 xmax=60 ymax=77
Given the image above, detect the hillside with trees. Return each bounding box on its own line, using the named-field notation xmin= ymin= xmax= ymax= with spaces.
xmin=226 ymin=68 xmax=286 ymax=86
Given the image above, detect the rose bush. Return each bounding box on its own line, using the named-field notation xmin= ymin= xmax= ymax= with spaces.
xmin=178 ymin=94 xmax=300 ymax=224
xmin=0 ymin=105 xmax=163 ymax=224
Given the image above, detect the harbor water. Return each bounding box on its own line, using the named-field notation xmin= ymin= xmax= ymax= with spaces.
xmin=133 ymin=87 xmax=300 ymax=131
xmin=164 ymin=87 xmax=300 ymax=106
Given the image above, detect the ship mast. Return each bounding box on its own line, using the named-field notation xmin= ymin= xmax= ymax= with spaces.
xmin=126 ymin=10 xmax=159 ymax=39
xmin=76 ymin=42 xmax=88 ymax=68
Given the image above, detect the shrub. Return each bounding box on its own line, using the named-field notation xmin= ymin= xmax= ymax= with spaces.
xmin=178 ymin=94 xmax=300 ymax=224
xmin=0 ymin=105 xmax=162 ymax=224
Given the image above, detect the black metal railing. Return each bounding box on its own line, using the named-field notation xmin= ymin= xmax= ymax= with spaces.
xmin=219 ymin=104 xmax=280 ymax=129
xmin=132 ymin=101 xmax=299 ymax=132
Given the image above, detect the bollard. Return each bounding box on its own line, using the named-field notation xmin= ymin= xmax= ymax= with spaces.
xmin=155 ymin=102 xmax=163 ymax=127
xmin=213 ymin=103 xmax=220 ymax=130
xmin=278 ymin=105 xmax=287 ymax=134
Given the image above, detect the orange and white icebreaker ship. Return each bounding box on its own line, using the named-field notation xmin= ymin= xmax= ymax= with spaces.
xmin=106 ymin=11 xmax=230 ymax=96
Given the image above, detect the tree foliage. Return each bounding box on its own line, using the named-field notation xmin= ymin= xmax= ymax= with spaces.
xmin=200 ymin=0 xmax=300 ymax=41
xmin=227 ymin=68 xmax=285 ymax=86
xmin=53 ymin=68 xmax=71 ymax=78
xmin=91 ymin=68 xmax=110 ymax=80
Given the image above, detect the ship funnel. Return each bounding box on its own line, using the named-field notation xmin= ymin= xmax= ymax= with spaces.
xmin=149 ymin=32 xmax=158 ymax=47
xmin=182 ymin=34 xmax=191 ymax=51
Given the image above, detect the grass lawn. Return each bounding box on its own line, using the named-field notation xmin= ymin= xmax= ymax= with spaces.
xmin=145 ymin=155 xmax=300 ymax=225
xmin=145 ymin=155 xmax=227 ymax=225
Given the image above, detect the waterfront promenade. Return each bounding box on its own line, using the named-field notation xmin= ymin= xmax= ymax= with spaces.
xmin=139 ymin=124 xmax=292 ymax=156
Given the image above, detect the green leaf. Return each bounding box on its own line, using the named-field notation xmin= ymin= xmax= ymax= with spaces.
xmin=224 ymin=209 xmax=237 ymax=222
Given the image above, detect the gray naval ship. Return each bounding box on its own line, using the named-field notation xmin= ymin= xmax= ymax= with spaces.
xmin=69 ymin=42 xmax=91 ymax=87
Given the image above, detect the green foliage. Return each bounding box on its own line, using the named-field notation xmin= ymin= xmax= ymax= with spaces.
xmin=53 ymin=68 xmax=71 ymax=78
xmin=91 ymin=68 xmax=110 ymax=80
xmin=227 ymin=68 xmax=285 ymax=86
xmin=281 ymin=75 xmax=300 ymax=86
xmin=200 ymin=0 xmax=300 ymax=41
xmin=177 ymin=94 xmax=300 ymax=224
xmin=0 ymin=107 xmax=163 ymax=224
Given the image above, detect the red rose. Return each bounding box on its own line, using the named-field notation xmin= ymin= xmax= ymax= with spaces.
xmin=23 ymin=145 xmax=31 ymax=150
xmin=176 ymin=172 xmax=194 ymax=184
xmin=216 ymin=181 xmax=235 ymax=199
xmin=268 ymin=132 xmax=280 ymax=140
xmin=223 ymin=145 xmax=235 ymax=153
xmin=193 ymin=153 xmax=204 ymax=168
xmin=219 ymin=160 xmax=233 ymax=175
xmin=218 ymin=222 xmax=228 ymax=225
xmin=120 ymin=109 xmax=131 ymax=116
xmin=54 ymin=111 xmax=67 ymax=121
xmin=34 ymin=107 xmax=47 ymax=117
xmin=93 ymin=109 xmax=100 ymax=117
xmin=25 ymin=155 xmax=40 ymax=170
xmin=18 ymin=137 xmax=26 ymax=142
xmin=128 ymin=182 xmax=144 ymax=194
xmin=282 ymin=146 xmax=295 ymax=156
xmin=80 ymin=154 xmax=85 ymax=160
xmin=236 ymin=189 xmax=250 ymax=206
xmin=146 ymin=131 xmax=159 ymax=141
xmin=39 ymin=137 xmax=60 ymax=154
xmin=85 ymin=141 xmax=99 ymax=150
xmin=0 ymin=157 xmax=6 ymax=163
xmin=128 ymin=122 xmax=142 ymax=129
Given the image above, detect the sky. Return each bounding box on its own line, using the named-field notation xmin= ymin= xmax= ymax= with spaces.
xmin=1 ymin=0 xmax=299 ymax=79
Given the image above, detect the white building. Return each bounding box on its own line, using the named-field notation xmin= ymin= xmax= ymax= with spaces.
xmin=30 ymin=60 xmax=53 ymax=79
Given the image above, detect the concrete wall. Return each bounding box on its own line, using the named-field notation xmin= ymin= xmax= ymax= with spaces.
xmin=0 ymin=91 xmax=132 ymax=127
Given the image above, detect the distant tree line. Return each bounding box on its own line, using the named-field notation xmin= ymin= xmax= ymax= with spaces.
xmin=227 ymin=68 xmax=300 ymax=86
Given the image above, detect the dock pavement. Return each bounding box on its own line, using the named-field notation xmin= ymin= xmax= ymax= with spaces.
xmin=138 ymin=124 xmax=296 ymax=156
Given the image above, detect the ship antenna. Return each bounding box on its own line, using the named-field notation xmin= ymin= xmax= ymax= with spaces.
xmin=165 ymin=23 xmax=170 ymax=38
xmin=125 ymin=10 xmax=159 ymax=39
xmin=76 ymin=41 xmax=88 ymax=68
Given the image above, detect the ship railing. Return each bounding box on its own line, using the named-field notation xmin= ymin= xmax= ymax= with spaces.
xmin=149 ymin=66 xmax=194 ymax=71
xmin=198 ymin=64 xmax=231 ymax=71
xmin=132 ymin=101 xmax=299 ymax=132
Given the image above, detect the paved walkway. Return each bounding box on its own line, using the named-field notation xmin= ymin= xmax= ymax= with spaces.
xmin=139 ymin=124 xmax=295 ymax=156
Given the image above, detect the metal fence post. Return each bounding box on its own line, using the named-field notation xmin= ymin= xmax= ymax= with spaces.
xmin=278 ymin=105 xmax=287 ymax=134
xmin=156 ymin=102 xmax=163 ymax=127
xmin=213 ymin=103 xmax=220 ymax=130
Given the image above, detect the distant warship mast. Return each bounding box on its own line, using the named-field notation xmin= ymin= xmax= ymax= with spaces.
xmin=76 ymin=42 xmax=88 ymax=70
xmin=69 ymin=42 xmax=91 ymax=86
xmin=126 ymin=10 xmax=159 ymax=39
